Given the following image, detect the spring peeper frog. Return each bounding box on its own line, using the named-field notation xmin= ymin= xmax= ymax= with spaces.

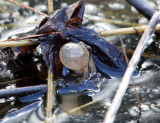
xmin=59 ymin=42 xmax=96 ymax=79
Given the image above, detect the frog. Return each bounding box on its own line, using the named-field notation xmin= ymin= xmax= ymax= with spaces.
xmin=59 ymin=41 xmax=96 ymax=79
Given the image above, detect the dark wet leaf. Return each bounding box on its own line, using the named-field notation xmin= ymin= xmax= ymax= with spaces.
xmin=36 ymin=0 xmax=84 ymax=34
xmin=65 ymin=26 xmax=127 ymax=77
xmin=36 ymin=0 xmax=127 ymax=78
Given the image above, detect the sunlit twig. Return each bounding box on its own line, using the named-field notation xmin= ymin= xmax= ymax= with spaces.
xmin=45 ymin=1 xmax=55 ymax=122
xmin=0 ymin=40 xmax=38 ymax=47
xmin=119 ymin=35 xmax=142 ymax=111
xmin=47 ymin=0 xmax=54 ymax=14
xmin=44 ymin=98 xmax=103 ymax=123
xmin=103 ymin=5 xmax=160 ymax=123
xmin=5 ymin=0 xmax=49 ymax=17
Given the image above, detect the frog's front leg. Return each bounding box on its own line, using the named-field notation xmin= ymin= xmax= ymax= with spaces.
xmin=79 ymin=42 xmax=96 ymax=79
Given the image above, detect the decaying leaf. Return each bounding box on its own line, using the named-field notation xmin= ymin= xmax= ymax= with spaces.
xmin=36 ymin=0 xmax=128 ymax=78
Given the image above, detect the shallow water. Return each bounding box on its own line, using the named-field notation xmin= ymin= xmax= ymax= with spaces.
xmin=0 ymin=0 xmax=160 ymax=123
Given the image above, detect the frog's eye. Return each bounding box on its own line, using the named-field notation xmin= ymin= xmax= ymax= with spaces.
xmin=87 ymin=46 xmax=92 ymax=52
xmin=66 ymin=37 xmax=70 ymax=41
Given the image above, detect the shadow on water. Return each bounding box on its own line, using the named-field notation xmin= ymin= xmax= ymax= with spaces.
xmin=0 ymin=0 xmax=160 ymax=123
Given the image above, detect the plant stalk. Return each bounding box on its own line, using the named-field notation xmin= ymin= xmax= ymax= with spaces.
xmin=45 ymin=70 xmax=55 ymax=122
xmin=45 ymin=0 xmax=55 ymax=122
xmin=47 ymin=0 xmax=53 ymax=14
xmin=1 ymin=23 xmax=160 ymax=48
xmin=0 ymin=40 xmax=38 ymax=47
xmin=99 ymin=24 xmax=160 ymax=37
xmin=120 ymin=35 xmax=142 ymax=111
xmin=103 ymin=5 xmax=160 ymax=123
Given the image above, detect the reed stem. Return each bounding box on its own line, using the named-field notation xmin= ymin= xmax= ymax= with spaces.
xmin=103 ymin=5 xmax=160 ymax=123
xmin=0 ymin=40 xmax=38 ymax=47
xmin=45 ymin=1 xmax=55 ymax=122
xmin=46 ymin=70 xmax=55 ymax=121
xmin=47 ymin=0 xmax=54 ymax=14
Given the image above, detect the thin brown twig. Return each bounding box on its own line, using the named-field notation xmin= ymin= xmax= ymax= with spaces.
xmin=5 ymin=0 xmax=49 ymax=18
xmin=0 ymin=32 xmax=61 ymax=42
xmin=3 ymin=0 xmax=160 ymax=40
xmin=1 ymin=34 xmax=46 ymax=42
xmin=123 ymin=48 xmax=160 ymax=59
xmin=131 ymin=77 xmax=142 ymax=110
xmin=119 ymin=35 xmax=142 ymax=111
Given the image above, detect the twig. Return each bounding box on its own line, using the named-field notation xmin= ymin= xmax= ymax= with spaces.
xmin=0 ymin=40 xmax=38 ymax=47
xmin=0 ymin=85 xmax=46 ymax=98
xmin=0 ymin=24 xmax=160 ymax=47
xmin=45 ymin=1 xmax=55 ymax=122
xmin=5 ymin=0 xmax=49 ymax=17
xmin=1 ymin=33 xmax=51 ymax=42
xmin=131 ymin=77 xmax=142 ymax=110
xmin=99 ymin=24 xmax=160 ymax=37
xmin=126 ymin=0 xmax=154 ymax=20
xmin=103 ymin=5 xmax=160 ymax=123
xmin=46 ymin=70 xmax=55 ymax=120
xmin=44 ymin=98 xmax=102 ymax=122
xmin=119 ymin=35 xmax=142 ymax=111
xmin=119 ymin=47 xmax=160 ymax=59
xmin=47 ymin=0 xmax=54 ymax=14
xmin=119 ymin=36 xmax=129 ymax=64
xmin=0 ymin=30 xmax=61 ymax=44
xmin=3 ymin=0 xmax=157 ymax=40
xmin=1 ymin=23 xmax=160 ymax=48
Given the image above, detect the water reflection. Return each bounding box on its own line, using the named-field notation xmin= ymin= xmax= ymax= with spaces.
xmin=56 ymin=92 xmax=92 ymax=116
xmin=1 ymin=101 xmax=43 ymax=123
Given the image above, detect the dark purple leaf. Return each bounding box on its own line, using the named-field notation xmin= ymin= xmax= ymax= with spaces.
xmin=36 ymin=0 xmax=128 ymax=78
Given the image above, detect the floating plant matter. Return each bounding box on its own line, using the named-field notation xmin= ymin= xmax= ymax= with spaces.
xmin=35 ymin=0 xmax=127 ymax=78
